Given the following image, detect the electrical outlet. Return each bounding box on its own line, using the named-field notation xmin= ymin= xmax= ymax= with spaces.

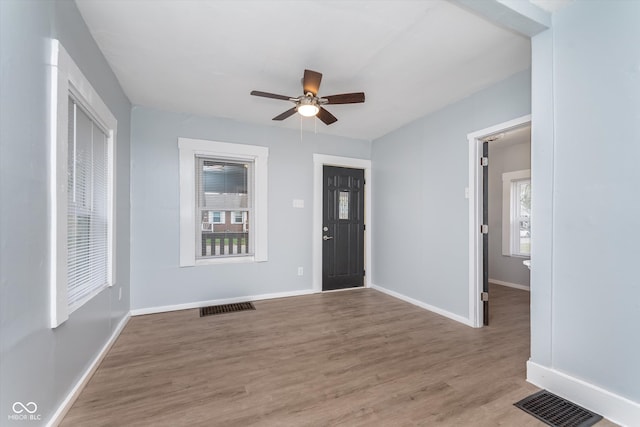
xmin=297 ymin=267 xmax=303 ymax=276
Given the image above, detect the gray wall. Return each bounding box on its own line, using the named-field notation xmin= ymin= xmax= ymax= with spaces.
xmin=488 ymin=139 xmax=531 ymax=287
xmin=530 ymin=0 xmax=640 ymax=404
xmin=371 ymin=69 xmax=531 ymax=319
xmin=130 ymin=107 xmax=370 ymax=310
xmin=0 ymin=1 xmax=130 ymax=424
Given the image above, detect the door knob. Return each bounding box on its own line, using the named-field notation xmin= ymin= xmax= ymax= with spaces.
xmin=323 ymin=235 xmax=333 ymax=241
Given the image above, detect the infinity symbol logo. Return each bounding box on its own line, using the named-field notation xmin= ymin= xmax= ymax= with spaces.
xmin=12 ymin=401 xmax=38 ymax=414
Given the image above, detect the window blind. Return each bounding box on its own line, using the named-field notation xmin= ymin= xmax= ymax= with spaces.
xmin=67 ymin=98 xmax=109 ymax=311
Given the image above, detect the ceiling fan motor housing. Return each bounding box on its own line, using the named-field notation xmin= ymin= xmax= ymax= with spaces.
xmin=250 ymin=69 xmax=364 ymax=125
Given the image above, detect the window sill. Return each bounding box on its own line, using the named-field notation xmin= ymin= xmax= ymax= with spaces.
xmin=191 ymin=256 xmax=257 ymax=266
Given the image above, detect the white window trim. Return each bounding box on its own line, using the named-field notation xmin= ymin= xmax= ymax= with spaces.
xmin=211 ymin=211 xmax=225 ymax=224
xmin=47 ymin=40 xmax=117 ymax=328
xmin=502 ymin=169 xmax=530 ymax=258
xmin=178 ymin=138 xmax=268 ymax=266
xmin=230 ymin=211 xmax=245 ymax=224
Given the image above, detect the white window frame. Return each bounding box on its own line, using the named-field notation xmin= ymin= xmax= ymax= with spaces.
xmin=179 ymin=138 xmax=268 ymax=266
xmin=230 ymin=211 xmax=245 ymax=224
xmin=48 ymin=40 xmax=117 ymax=328
xmin=502 ymin=169 xmax=530 ymax=258
xmin=512 ymin=179 xmax=531 ymax=257
xmin=211 ymin=211 xmax=225 ymax=224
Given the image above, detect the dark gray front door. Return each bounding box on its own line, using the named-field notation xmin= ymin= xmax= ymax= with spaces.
xmin=322 ymin=166 xmax=365 ymax=291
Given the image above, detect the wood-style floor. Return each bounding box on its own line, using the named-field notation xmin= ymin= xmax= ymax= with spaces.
xmin=62 ymin=285 xmax=616 ymax=426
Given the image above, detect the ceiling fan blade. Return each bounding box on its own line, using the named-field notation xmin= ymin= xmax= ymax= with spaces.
xmin=251 ymin=90 xmax=291 ymax=101
xmin=324 ymin=92 xmax=365 ymax=104
xmin=272 ymin=107 xmax=297 ymax=121
xmin=316 ymin=107 xmax=338 ymax=125
xmin=303 ymin=69 xmax=322 ymax=96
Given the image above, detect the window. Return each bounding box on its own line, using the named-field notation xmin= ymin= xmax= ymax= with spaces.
xmin=211 ymin=211 xmax=226 ymax=224
xmin=67 ymin=98 xmax=110 ymax=311
xmin=197 ymin=158 xmax=251 ymax=259
xmin=513 ymin=179 xmax=531 ymax=256
xmin=502 ymin=169 xmax=531 ymax=258
xmin=338 ymin=191 xmax=350 ymax=220
xmin=231 ymin=211 xmax=246 ymax=224
xmin=48 ymin=40 xmax=117 ymax=328
xmin=201 ymin=211 xmax=226 ymax=227
xmin=179 ymin=138 xmax=268 ymax=266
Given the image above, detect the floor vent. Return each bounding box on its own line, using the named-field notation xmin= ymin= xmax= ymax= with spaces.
xmin=200 ymin=302 xmax=255 ymax=317
xmin=514 ymin=390 xmax=603 ymax=427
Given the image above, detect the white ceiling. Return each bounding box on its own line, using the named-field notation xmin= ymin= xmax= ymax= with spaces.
xmin=76 ymin=0 xmax=531 ymax=141
xmin=529 ymin=0 xmax=573 ymax=13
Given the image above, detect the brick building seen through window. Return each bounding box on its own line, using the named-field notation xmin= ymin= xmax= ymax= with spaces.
xmin=201 ymin=210 xmax=248 ymax=233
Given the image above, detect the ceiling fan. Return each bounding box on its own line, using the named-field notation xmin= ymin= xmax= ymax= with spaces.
xmin=250 ymin=69 xmax=365 ymax=125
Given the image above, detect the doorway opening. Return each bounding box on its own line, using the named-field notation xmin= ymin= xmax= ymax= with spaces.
xmin=467 ymin=115 xmax=531 ymax=327
xmin=312 ymin=154 xmax=372 ymax=293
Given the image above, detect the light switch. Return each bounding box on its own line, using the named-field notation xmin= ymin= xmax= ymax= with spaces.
xmin=293 ymin=199 xmax=304 ymax=208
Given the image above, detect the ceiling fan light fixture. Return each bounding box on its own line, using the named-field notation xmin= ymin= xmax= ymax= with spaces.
xmin=297 ymin=103 xmax=319 ymax=117
xmin=251 ymin=69 xmax=364 ymax=125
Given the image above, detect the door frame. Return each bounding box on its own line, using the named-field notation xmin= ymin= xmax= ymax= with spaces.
xmin=467 ymin=114 xmax=531 ymax=328
xmin=313 ymin=154 xmax=372 ymax=293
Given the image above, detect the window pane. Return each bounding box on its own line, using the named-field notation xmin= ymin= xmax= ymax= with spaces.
xmin=67 ymin=99 xmax=109 ymax=310
xmin=339 ymin=191 xmax=349 ymax=220
xmin=200 ymin=160 xmax=248 ymax=209
xmin=206 ymin=211 xmax=224 ymax=224
xmin=231 ymin=211 xmax=245 ymax=224
xmin=197 ymin=157 xmax=251 ymax=258
xmin=517 ymin=180 xmax=531 ymax=255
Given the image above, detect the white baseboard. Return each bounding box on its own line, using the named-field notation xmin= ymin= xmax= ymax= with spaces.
xmin=489 ymin=278 xmax=530 ymax=291
xmin=130 ymin=289 xmax=316 ymax=316
xmin=322 ymin=286 xmax=367 ymax=293
xmin=370 ymin=283 xmax=474 ymax=327
xmin=527 ymin=361 xmax=640 ymax=426
xmin=48 ymin=313 xmax=130 ymax=427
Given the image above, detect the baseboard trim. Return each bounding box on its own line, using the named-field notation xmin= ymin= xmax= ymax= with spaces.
xmin=489 ymin=278 xmax=530 ymax=291
xmin=130 ymin=289 xmax=316 ymax=316
xmin=48 ymin=313 xmax=130 ymax=427
xmin=322 ymin=286 xmax=366 ymax=293
xmin=527 ymin=360 xmax=640 ymax=426
xmin=370 ymin=283 xmax=474 ymax=327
